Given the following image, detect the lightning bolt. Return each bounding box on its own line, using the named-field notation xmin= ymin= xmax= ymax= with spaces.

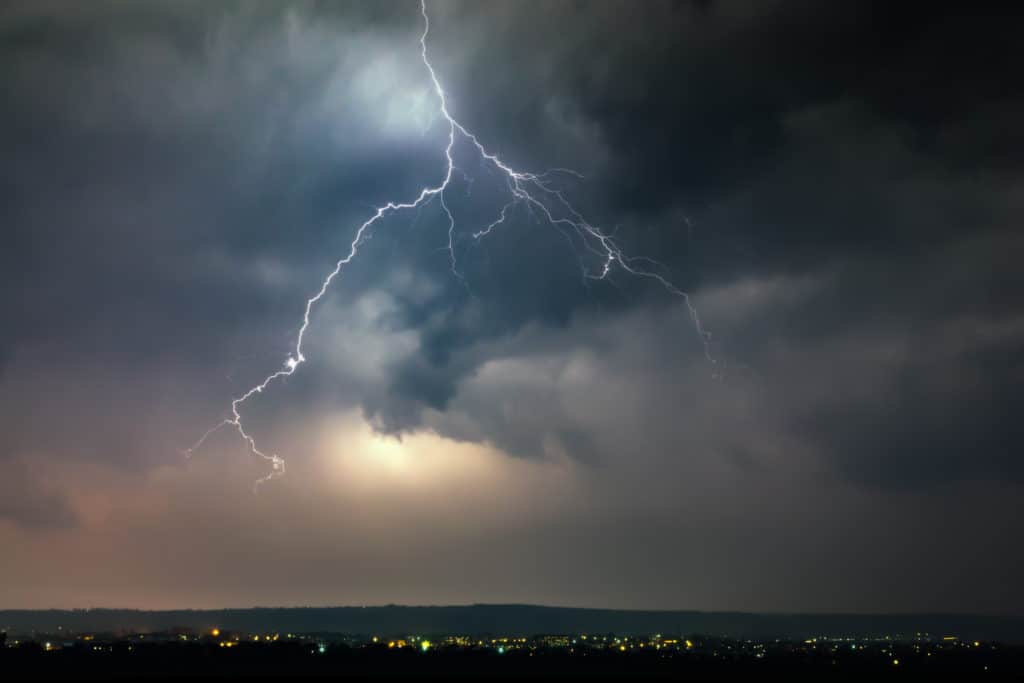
xmin=186 ymin=0 xmax=715 ymax=490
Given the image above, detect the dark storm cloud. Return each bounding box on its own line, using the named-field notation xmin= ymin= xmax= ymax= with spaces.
xmin=0 ymin=0 xmax=1022 ymax=612
xmin=2 ymin=0 xmax=1021 ymax=478
xmin=432 ymin=1 xmax=1021 ymax=217
xmin=381 ymin=2 xmax=1023 ymax=487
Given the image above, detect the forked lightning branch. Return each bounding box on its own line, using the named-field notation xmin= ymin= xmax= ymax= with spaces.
xmin=187 ymin=0 xmax=714 ymax=489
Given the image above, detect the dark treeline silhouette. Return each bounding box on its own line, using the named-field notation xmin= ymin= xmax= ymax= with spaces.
xmin=3 ymin=605 xmax=1023 ymax=641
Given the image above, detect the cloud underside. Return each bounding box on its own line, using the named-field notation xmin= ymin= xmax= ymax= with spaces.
xmin=0 ymin=0 xmax=1021 ymax=611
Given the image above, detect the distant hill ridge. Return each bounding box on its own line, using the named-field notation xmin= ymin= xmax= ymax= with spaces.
xmin=2 ymin=605 xmax=1023 ymax=642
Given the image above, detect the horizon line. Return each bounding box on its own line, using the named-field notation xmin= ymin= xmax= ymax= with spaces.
xmin=2 ymin=604 xmax=1022 ymax=619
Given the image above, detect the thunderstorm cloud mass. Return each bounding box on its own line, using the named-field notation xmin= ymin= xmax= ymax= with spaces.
xmin=1 ymin=0 xmax=1021 ymax=615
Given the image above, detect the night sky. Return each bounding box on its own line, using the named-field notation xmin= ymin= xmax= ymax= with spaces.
xmin=1 ymin=1 xmax=1021 ymax=614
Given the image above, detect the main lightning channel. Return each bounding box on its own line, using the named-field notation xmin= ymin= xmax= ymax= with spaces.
xmin=187 ymin=0 xmax=714 ymax=489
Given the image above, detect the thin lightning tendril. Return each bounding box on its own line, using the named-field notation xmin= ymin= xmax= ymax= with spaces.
xmin=186 ymin=0 xmax=715 ymax=490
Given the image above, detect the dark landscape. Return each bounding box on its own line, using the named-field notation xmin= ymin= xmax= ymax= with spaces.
xmin=4 ymin=605 xmax=1024 ymax=643
xmin=3 ymin=606 xmax=1023 ymax=680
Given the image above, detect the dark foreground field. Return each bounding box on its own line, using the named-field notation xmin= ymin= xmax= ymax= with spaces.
xmin=2 ymin=640 xmax=1021 ymax=682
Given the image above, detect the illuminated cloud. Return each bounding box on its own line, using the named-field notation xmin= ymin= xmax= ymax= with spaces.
xmin=0 ymin=0 xmax=1021 ymax=613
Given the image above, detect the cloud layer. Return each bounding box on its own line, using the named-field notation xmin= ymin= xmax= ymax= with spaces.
xmin=1 ymin=0 xmax=1021 ymax=613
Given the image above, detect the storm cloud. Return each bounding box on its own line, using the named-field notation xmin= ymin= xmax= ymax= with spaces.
xmin=1 ymin=0 xmax=1021 ymax=613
